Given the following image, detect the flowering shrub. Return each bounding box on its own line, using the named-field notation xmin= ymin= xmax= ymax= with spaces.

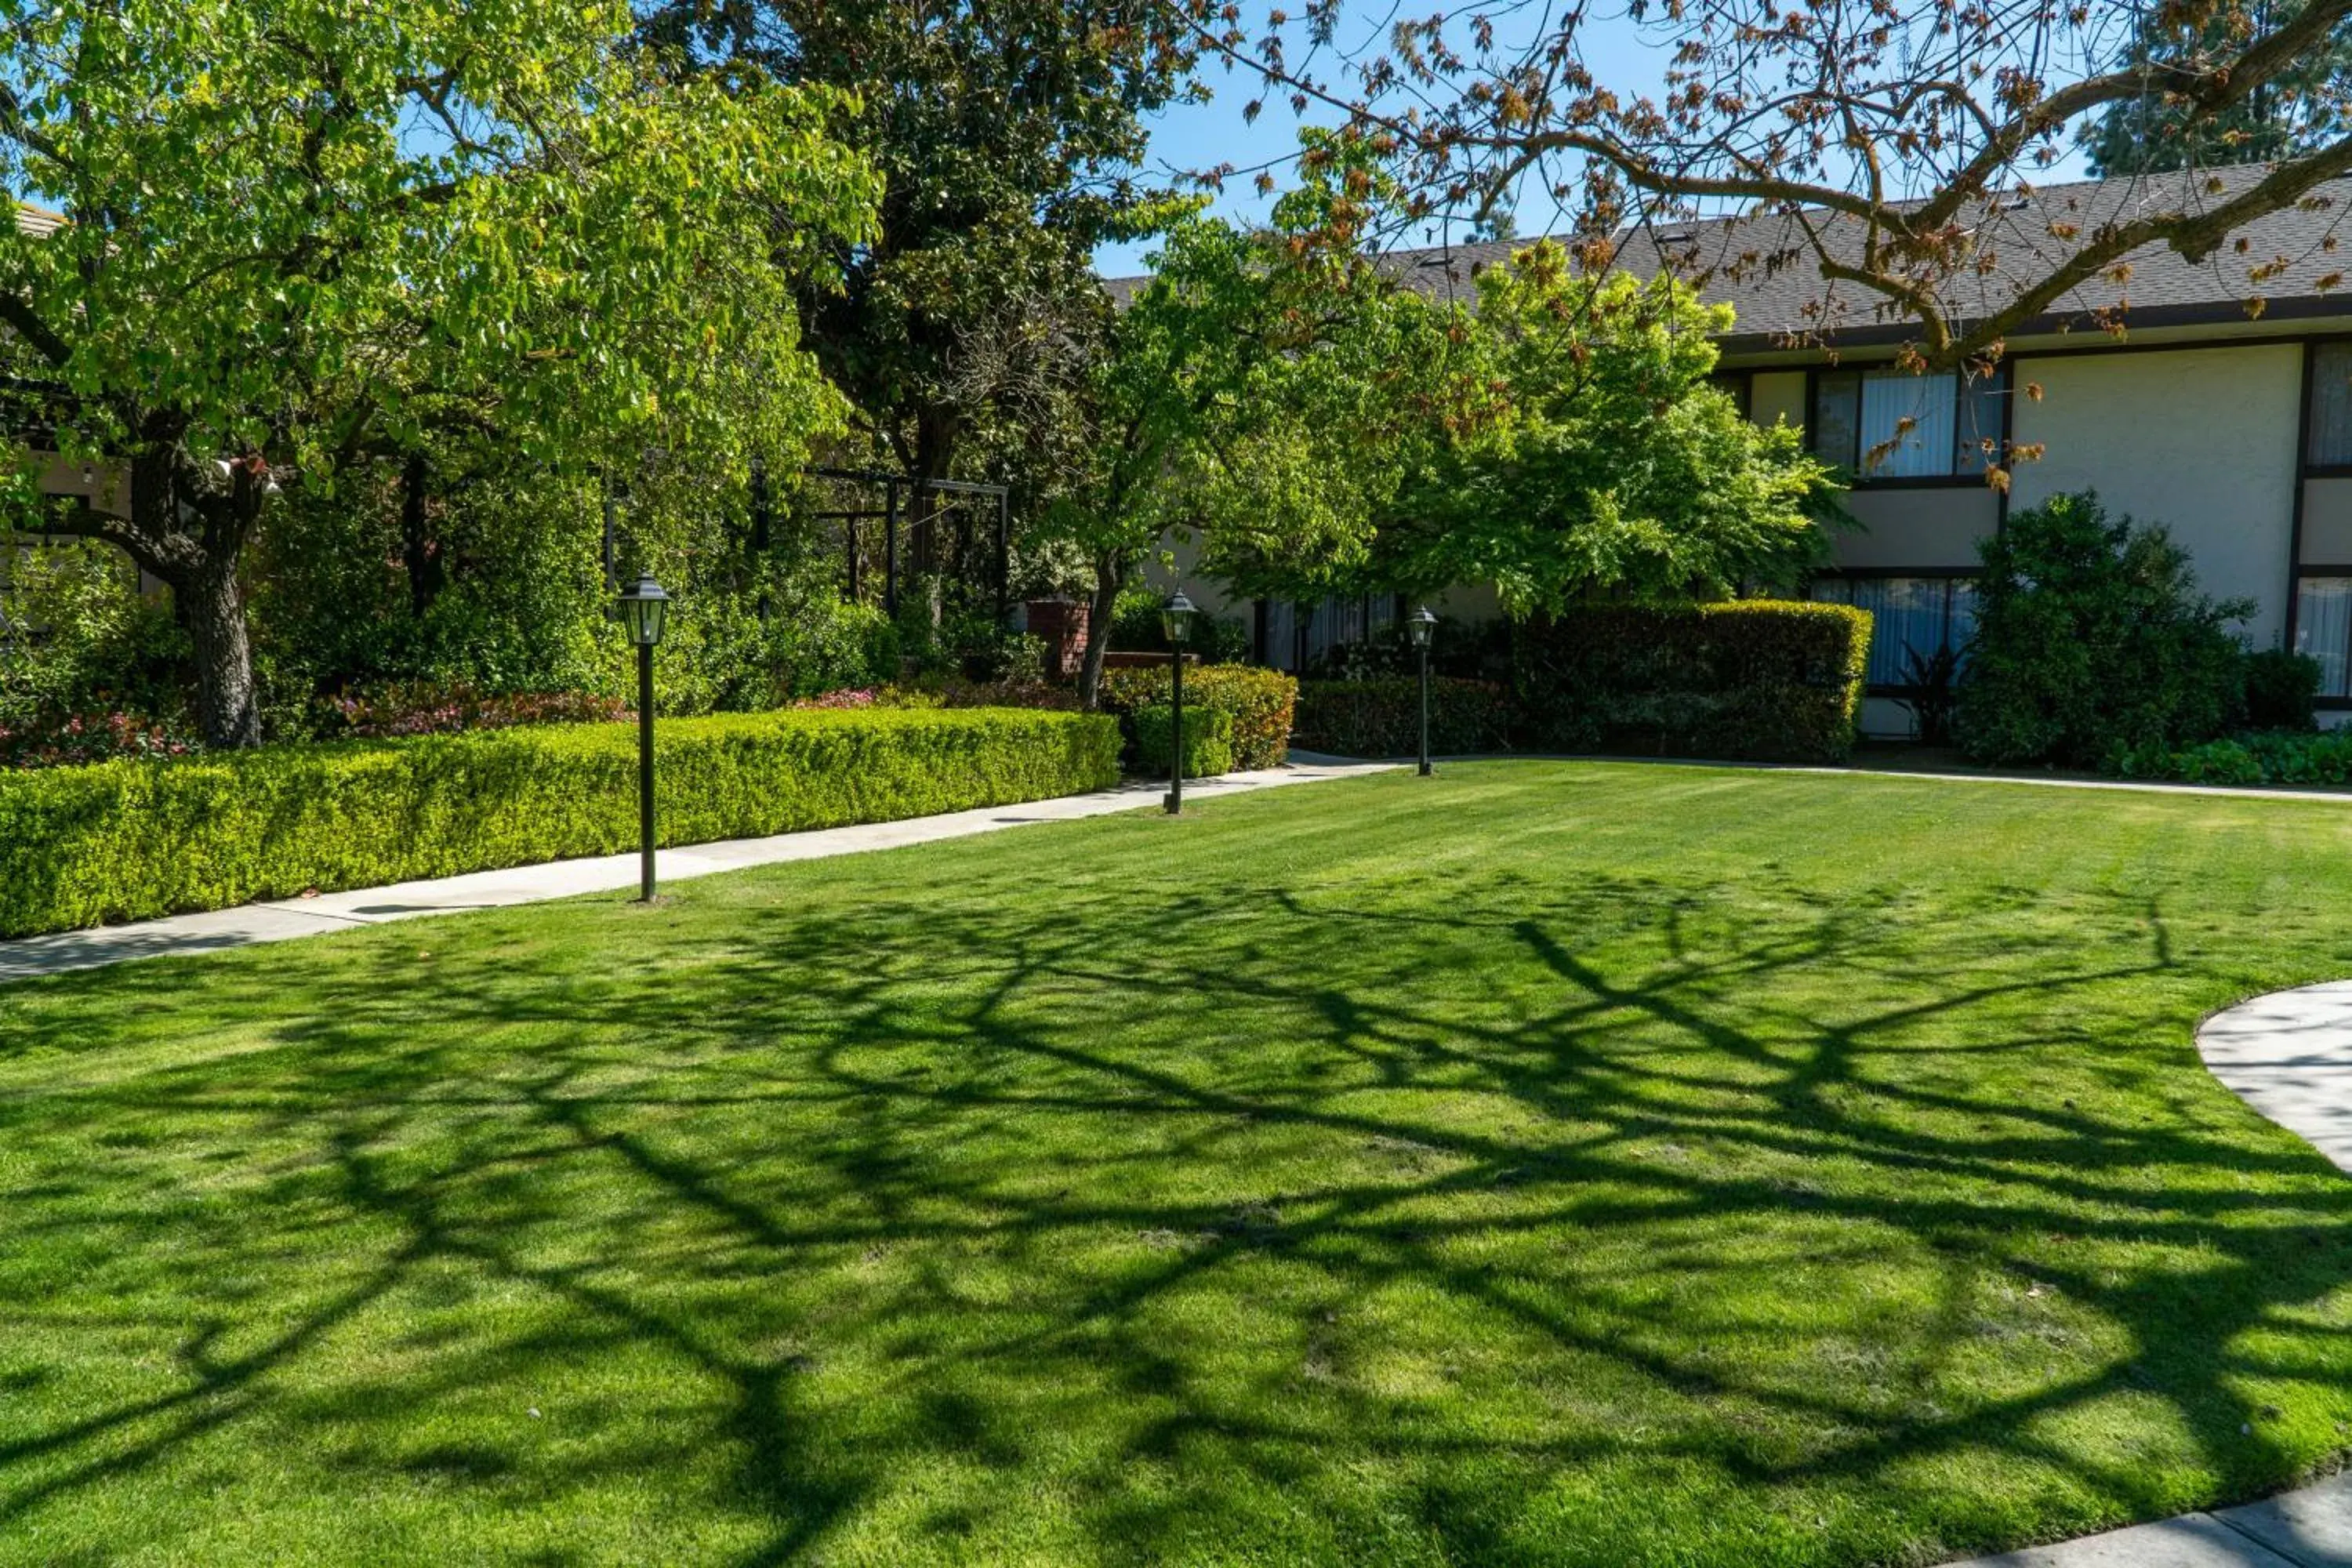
xmin=0 ymin=711 xmax=196 ymax=771
xmin=791 ymin=685 xmax=946 ymax=710
xmin=314 ymin=681 xmax=624 ymax=739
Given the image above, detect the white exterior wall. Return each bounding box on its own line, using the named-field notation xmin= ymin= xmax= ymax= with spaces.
xmin=2009 ymin=344 xmax=2303 ymax=647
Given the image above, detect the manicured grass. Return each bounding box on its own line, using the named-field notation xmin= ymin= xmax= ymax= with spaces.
xmin=2 ymin=761 xmax=2350 ymax=1566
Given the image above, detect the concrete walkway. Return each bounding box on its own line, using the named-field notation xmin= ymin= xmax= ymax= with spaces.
xmin=2199 ymin=982 xmax=2352 ymax=1175
xmin=0 ymin=757 xmax=1395 ymax=983
xmin=1944 ymin=1473 xmax=2352 ymax=1565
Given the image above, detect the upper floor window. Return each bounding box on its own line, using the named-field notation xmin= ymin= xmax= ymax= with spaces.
xmin=1812 ymin=367 xmax=2007 ymax=481
xmin=2308 ymin=341 xmax=2352 ymax=469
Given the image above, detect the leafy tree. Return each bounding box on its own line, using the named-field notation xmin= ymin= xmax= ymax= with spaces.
xmin=0 ymin=0 xmax=877 ymax=745
xmin=640 ymin=0 xmax=1199 ymax=565
xmin=1381 ymin=248 xmax=1842 ymax=615
xmin=1196 ymin=0 xmax=2352 ymax=395
xmin=1955 ymin=490 xmax=2251 ymax=767
xmin=1040 ymin=142 xmax=1437 ymax=706
xmin=2085 ymin=1 xmax=2352 ymax=174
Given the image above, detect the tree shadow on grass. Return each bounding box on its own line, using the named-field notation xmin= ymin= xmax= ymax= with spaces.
xmin=0 ymin=846 xmax=2348 ymax=1566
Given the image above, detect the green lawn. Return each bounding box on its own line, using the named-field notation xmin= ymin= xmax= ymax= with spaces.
xmin=2 ymin=762 xmax=2350 ymax=1566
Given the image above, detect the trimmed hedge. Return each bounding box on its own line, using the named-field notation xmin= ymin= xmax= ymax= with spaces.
xmin=1099 ymin=664 xmax=1298 ymax=771
xmin=1292 ymin=678 xmax=1517 ymax=758
xmin=1515 ymin=601 xmax=1871 ymax=764
xmin=1133 ymin=704 xmax=1236 ymax=777
xmin=0 ymin=707 xmax=1123 ymax=938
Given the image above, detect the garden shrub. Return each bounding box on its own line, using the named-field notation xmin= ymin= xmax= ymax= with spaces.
xmin=1098 ymin=664 xmax=1298 ymax=770
xmin=2243 ymin=648 xmax=2321 ymax=733
xmin=1513 ymin=601 xmax=1870 ymax=763
xmin=310 ymin=681 xmax=626 ymax=739
xmin=1954 ymin=491 xmax=2251 ymax=767
xmin=1109 ymin=586 xmax=1253 ymax=665
xmin=0 ymin=707 xmax=1122 ymax=938
xmin=1131 ymin=703 xmax=1236 ymax=778
xmin=1292 ymin=678 xmax=1516 ymax=758
xmin=2109 ymin=727 xmax=2352 ymax=787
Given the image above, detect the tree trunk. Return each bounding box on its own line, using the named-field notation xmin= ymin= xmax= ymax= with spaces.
xmin=179 ymin=563 xmax=260 ymax=747
xmin=401 ymin=452 xmax=442 ymax=616
xmin=1076 ymin=550 xmax=1126 ymax=711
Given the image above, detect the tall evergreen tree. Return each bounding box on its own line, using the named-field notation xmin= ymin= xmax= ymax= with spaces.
xmin=2085 ymin=1 xmax=2352 ymax=174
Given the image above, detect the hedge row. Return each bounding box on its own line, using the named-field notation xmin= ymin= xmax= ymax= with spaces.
xmin=0 ymin=707 xmax=1123 ymax=938
xmin=2108 ymin=728 xmax=2352 ymax=787
xmin=1515 ymin=601 xmax=1871 ymax=764
xmin=1292 ymin=677 xmax=1517 ymax=759
xmin=1099 ymin=664 xmax=1298 ymax=771
xmin=1133 ymin=704 xmax=1236 ymax=778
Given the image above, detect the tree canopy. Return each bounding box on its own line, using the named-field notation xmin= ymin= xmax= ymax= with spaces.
xmin=0 ymin=0 xmax=877 ymax=743
xmin=1185 ymin=1 xmax=2352 ymax=375
xmin=2084 ymin=1 xmax=2352 ymax=174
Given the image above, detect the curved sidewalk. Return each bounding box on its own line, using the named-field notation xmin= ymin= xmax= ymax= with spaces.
xmin=2199 ymin=983 xmax=2352 ymax=1176
xmin=0 ymin=758 xmax=1394 ymax=984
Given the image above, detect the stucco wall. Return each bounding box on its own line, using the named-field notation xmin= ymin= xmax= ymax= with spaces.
xmin=1833 ymin=488 xmax=2000 ymax=570
xmin=1749 ymin=371 xmax=1807 ymax=431
xmin=2009 ymin=344 xmax=2303 ymax=646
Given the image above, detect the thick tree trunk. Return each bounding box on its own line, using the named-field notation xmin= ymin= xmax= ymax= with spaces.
xmin=400 ymin=452 xmax=442 ymax=616
xmin=1076 ymin=550 xmax=1126 ymax=712
xmin=178 ymin=563 xmax=260 ymax=748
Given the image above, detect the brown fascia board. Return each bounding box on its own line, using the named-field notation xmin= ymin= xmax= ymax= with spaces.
xmin=1714 ymin=293 xmax=2352 ymax=363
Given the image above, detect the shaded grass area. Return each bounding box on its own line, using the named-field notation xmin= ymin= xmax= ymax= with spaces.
xmin=1 ymin=760 xmax=2350 ymax=1566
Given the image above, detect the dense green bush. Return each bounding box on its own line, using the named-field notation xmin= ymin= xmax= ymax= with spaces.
xmin=1132 ymin=703 xmax=1236 ymax=777
xmin=1955 ymin=492 xmax=2251 ymax=767
xmin=0 ymin=708 xmax=1121 ymax=938
xmin=1293 ymin=677 xmax=1516 ymax=757
xmin=2109 ymin=728 xmax=2352 ymax=787
xmin=1513 ymin=601 xmax=1870 ymax=763
xmin=1099 ymin=664 xmax=1298 ymax=770
xmin=1109 ymin=586 xmax=1253 ymax=664
xmin=2243 ymin=648 xmax=2321 ymax=733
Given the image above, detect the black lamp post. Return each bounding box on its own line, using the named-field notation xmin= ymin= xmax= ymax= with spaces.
xmin=1407 ymin=606 xmax=1438 ymax=776
xmin=617 ymin=575 xmax=671 ymax=900
xmin=1161 ymin=591 xmax=1197 ymax=815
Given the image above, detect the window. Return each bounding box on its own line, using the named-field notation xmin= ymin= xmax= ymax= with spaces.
xmin=2296 ymin=577 xmax=2352 ymax=697
xmin=1809 ymin=575 xmax=1978 ymax=687
xmin=1812 ymin=368 xmax=2006 ymax=480
xmin=2308 ymin=342 xmax=2352 ymax=468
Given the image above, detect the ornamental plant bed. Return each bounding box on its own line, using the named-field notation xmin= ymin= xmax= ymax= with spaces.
xmin=0 ymin=706 xmax=1120 ymax=938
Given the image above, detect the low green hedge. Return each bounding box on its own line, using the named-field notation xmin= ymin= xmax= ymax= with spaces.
xmin=1133 ymin=704 xmax=1236 ymax=777
xmin=0 ymin=707 xmax=1123 ymax=938
xmin=1099 ymin=664 xmax=1298 ymax=771
xmin=1293 ymin=677 xmax=1516 ymax=758
xmin=2108 ymin=728 xmax=2352 ymax=787
xmin=1515 ymin=601 xmax=1871 ymax=764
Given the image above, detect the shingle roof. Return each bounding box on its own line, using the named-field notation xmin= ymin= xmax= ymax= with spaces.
xmin=14 ymin=202 xmax=64 ymax=238
xmin=1105 ymin=164 xmax=2352 ymax=351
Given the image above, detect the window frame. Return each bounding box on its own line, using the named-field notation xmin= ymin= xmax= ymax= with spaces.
xmin=2303 ymin=337 xmax=2352 ymax=477
xmin=1806 ymin=567 xmax=1982 ymax=696
xmin=1806 ymin=366 xmax=2009 ymax=490
xmin=2292 ymin=334 xmax=2352 ymax=706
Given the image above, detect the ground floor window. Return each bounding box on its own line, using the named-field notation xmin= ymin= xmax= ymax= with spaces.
xmin=2294 ymin=575 xmax=2352 ymax=697
xmin=1807 ymin=575 xmax=1978 ymax=688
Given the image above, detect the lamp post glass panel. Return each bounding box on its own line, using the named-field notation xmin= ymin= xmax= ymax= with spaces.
xmin=1408 ymin=607 xmax=1437 ymax=776
xmin=618 ymin=575 xmax=670 ymax=900
xmin=1161 ymin=592 xmax=1197 ymax=815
